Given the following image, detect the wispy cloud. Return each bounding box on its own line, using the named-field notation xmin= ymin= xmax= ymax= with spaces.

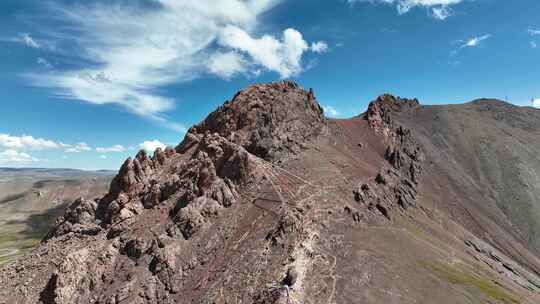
xmin=0 ymin=33 xmax=42 ymax=49
xmin=461 ymin=34 xmax=491 ymax=48
xmin=430 ymin=6 xmax=453 ymax=20
xmin=529 ymin=29 xmax=539 ymax=49
xmin=19 ymin=33 xmax=40 ymax=48
xmin=528 ymin=29 xmax=540 ymax=36
xmin=24 ymin=1 xmax=327 ymax=131
xmin=65 ymin=142 xmax=91 ymax=153
xmin=37 ymin=57 xmax=52 ymax=68
xmin=460 ymin=34 xmax=492 ymax=48
xmin=0 ymin=150 xmax=39 ymax=165
xmin=449 ymin=34 xmax=492 ymax=58
xmin=96 ymin=145 xmax=126 ymax=153
xmin=311 ymin=41 xmax=329 ymax=53
xmin=348 ymin=0 xmax=465 ymax=20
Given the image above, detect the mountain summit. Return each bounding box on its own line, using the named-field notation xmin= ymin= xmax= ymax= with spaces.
xmin=2 ymin=81 xmax=540 ymax=304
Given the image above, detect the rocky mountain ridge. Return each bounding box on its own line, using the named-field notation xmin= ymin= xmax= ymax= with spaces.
xmin=2 ymin=81 xmax=540 ymax=304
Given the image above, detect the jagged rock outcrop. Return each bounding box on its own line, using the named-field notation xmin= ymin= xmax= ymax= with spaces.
xmin=352 ymin=95 xmax=424 ymax=220
xmin=189 ymin=81 xmax=326 ymax=161
xmin=366 ymin=94 xmax=419 ymax=136
xmin=44 ymin=198 xmax=101 ymax=240
xmin=353 ymin=167 xmax=419 ymax=220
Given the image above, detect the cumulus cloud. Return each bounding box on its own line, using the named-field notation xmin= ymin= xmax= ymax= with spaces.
xmin=219 ymin=26 xmax=310 ymax=78
xmin=460 ymin=34 xmax=492 ymax=48
xmin=65 ymin=142 xmax=92 ymax=153
xmin=348 ymin=0 xmax=464 ymax=20
xmin=0 ymin=133 xmax=66 ymax=150
xmin=96 ymin=145 xmax=126 ymax=153
xmin=322 ymin=105 xmax=340 ymax=118
xmin=0 ymin=150 xmax=39 ymax=165
xmin=139 ymin=140 xmax=167 ymax=153
xmin=533 ymin=98 xmax=540 ymax=109
xmin=25 ymin=1 xmax=326 ymax=130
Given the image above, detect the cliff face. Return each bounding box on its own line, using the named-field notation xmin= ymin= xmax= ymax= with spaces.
xmin=2 ymin=82 xmax=540 ymax=304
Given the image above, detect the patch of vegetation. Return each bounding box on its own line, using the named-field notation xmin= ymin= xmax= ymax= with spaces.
xmin=0 ymin=192 xmax=26 ymax=204
xmin=421 ymin=260 xmax=520 ymax=304
xmin=0 ymin=226 xmax=46 ymax=266
xmin=0 ymin=229 xmax=20 ymax=244
xmin=396 ymin=216 xmax=436 ymax=245
xmin=33 ymin=178 xmax=81 ymax=189
xmin=0 ymin=254 xmax=13 ymax=265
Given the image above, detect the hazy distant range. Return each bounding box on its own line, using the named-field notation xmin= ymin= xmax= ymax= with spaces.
xmin=0 ymin=167 xmax=115 ymax=264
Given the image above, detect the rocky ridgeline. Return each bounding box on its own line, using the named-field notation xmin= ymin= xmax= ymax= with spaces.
xmin=0 ymin=81 xmax=329 ymax=304
xmin=0 ymin=82 xmax=429 ymax=304
xmin=354 ymin=94 xmax=424 ymax=220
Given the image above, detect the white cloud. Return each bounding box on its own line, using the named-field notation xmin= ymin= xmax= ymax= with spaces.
xmin=65 ymin=142 xmax=91 ymax=153
xmin=19 ymin=33 xmax=40 ymax=48
xmin=219 ymin=26 xmax=310 ymax=78
xmin=208 ymin=51 xmax=248 ymax=79
xmin=430 ymin=6 xmax=453 ymax=20
xmin=311 ymin=41 xmax=329 ymax=53
xmin=96 ymin=144 xmax=126 ymax=153
xmin=37 ymin=57 xmax=52 ymax=68
xmin=0 ymin=150 xmax=39 ymax=165
xmin=100 ymin=155 xmax=107 ymax=159
xmin=139 ymin=140 xmax=167 ymax=153
xmin=348 ymin=0 xmax=464 ymax=19
xmin=25 ymin=1 xmax=325 ymax=130
xmin=460 ymin=34 xmax=492 ymax=48
xmin=533 ymin=98 xmax=540 ymax=109
xmin=322 ymin=105 xmax=340 ymax=118
xmin=0 ymin=133 xmax=65 ymax=150
xmin=528 ymin=29 xmax=540 ymax=36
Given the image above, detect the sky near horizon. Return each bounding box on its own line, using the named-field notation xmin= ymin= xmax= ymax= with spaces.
xmin=0 ymin=0 xmax=539 ymax=170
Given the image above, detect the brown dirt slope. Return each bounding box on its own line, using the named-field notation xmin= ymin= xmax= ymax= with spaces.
xmin=394 ymin=100 xmax=540 ymax=274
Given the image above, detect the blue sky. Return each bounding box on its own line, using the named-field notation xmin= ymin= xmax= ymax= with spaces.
xmin=0 ymin=0 xmax=539 ymax=170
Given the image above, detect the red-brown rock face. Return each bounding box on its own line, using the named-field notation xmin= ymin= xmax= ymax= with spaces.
xmin=190 ymin=81 xmax=326 ymax=161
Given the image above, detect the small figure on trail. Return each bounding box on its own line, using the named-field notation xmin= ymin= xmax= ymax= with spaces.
xmin=283 ymin=267 xmax=298 ymax=287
